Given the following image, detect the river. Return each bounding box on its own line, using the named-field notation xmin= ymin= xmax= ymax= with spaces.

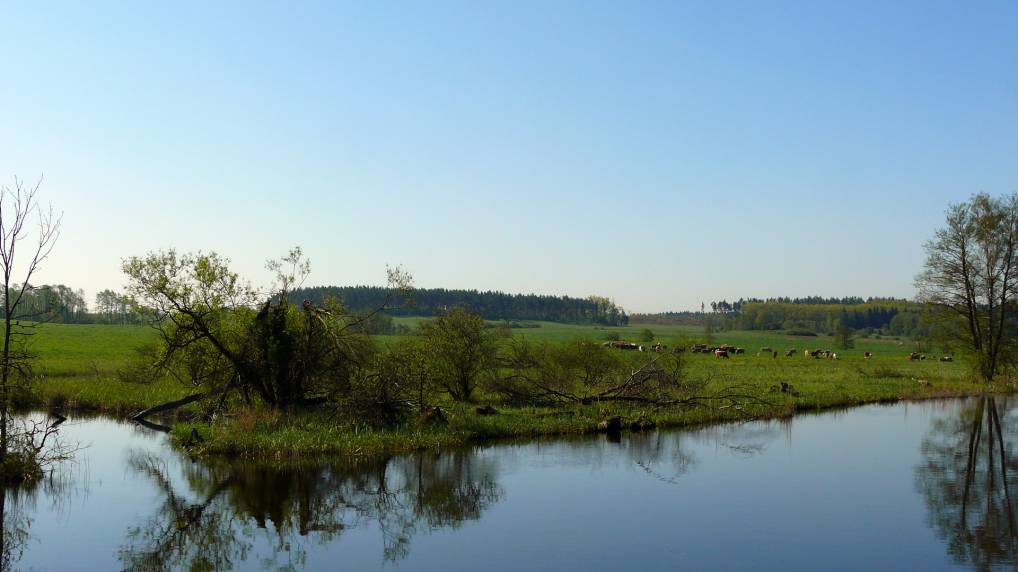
xmin=3 ymin=397 xmax=1015 ymax=571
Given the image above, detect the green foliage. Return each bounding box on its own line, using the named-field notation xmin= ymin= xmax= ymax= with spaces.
xmin=639 ymin=328 xmax=655 ymax=342
xmin=342 ymin=338 xmax=431 ymax=427
xmin=489 ymin=337 xmax=690 ymax=406
xmin=419 ymin=309 xmax=498 ymax=402
xmin=917 ymin=193 xmax=1018 ymax=381
xmin=835 ymin=322 xmax=855 ymax=350
xmin=121 ymin=248 xmax=376 ymax=410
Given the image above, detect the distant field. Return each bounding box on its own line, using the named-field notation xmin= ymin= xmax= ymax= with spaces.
xmin=393 ymin=317 xmax=924 ymax=355
xmin=29 ymin=322 xmax=156 ymax=377
xmin=23 ymin=323 xmax=174 ymax=414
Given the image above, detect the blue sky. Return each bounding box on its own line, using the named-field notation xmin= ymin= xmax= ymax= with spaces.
xmin=1 ymin=1 xmax=1015 ymax=313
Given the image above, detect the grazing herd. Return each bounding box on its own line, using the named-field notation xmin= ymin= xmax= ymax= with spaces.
xmin=601 ymin=340 xmax=955 ymax=363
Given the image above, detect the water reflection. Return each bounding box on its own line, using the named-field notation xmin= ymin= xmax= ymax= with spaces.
xmin=118 ymin=450 xmax=502 ymax=570
xmin=6 ymin=401 xmax=1012 ymax=570
xmin=916 ymin=397 xmax=1018 ymax=570
xmin=0 ymin=488 xmax=32 ymax=572
xmin=0 ymin=475 xmax=69 ymax=572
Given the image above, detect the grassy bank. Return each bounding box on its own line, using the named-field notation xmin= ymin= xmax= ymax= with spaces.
xmin=175 ymin=371 xmax=1010 ymax=459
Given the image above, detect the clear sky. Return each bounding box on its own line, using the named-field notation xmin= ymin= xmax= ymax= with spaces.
xmin=1 ymin=1 xmax=1015 ymax=313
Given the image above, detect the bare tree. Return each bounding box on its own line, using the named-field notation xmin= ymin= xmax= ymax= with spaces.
xmin=916 ymin=194 xmax=1018 ymax=382
xmin=0 ymin=178 xmax=62 ymax=475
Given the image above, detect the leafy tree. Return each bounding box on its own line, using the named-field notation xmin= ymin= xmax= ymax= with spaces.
xmin=916 ymin=193 xmax=1018 ymax=381
xmin=835 ymin=322 xmax=854 ymax=350
xmin=419 ymin=309 xmax=497 ymax=402
xmin=123 ymin=247 xmax=411 ymax=414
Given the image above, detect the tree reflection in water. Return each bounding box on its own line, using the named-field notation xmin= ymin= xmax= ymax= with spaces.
xmin=0 ymin=476 xmax=69 ymax=572
xmin=916 ymin=397 xmax=1018 ymax=570
xmin=118 ymin=449 xmax=502 ymax=571
xmin=0 ymin=489 xmax=31 ymax=572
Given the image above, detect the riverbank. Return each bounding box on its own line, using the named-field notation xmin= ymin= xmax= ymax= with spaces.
xmin=171 ymin=376 xmax=1013 ymax=459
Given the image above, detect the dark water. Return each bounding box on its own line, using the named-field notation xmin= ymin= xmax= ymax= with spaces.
xmin=3 ymin=397 xmax=1016 ymax=571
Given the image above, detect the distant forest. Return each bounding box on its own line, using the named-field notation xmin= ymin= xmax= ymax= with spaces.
xmin=291 ymin=286 xmax=630 ymax=326
xmin=5 ymin=284 xmax=137 ymax=324
xmin=18 ymin=283 xmax=931 ymax=338
xmin=631 ymin=296 xmax=930 ymax=337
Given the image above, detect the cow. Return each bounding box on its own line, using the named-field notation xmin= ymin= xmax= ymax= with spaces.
xmin=651 ymin=343 xmax=667 ymax=353
xmin=804 ymin=350 xmax=811 ymax=358
xmin=760 ymin=347 xmax=773 ymax=354
xmin=785 ymin=349 xmax=796 ymax=357
xmin=735 ymin=348 xmax=745 ymax=354
xmin=672 ymin=346 xmax=687 ymax=354
xmin=606 ymin=341 xmax=641 ymax=351
xmin=829 ymin=352 xmax=837 ymax=360
xmin=864 ymin=351 xmax=872 ymax=359
xmin=908 ymin=352 xmax=926 ymax=361
xmin=773 ymin=351 xmax=778 ymax=358
xmin=714 ymin=349 xmax=729 ymax=359
xmin=940 ymin=356 xmax=954 ymax=362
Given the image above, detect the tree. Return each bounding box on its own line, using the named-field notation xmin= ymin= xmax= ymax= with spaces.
xmin=703 ymin=313 xmax=715 ymax=345
xmin=123 ymin=247 xmax=412 ymax=416
xmin=0 ymin=179 xmax=63 ymax=480
xmin=835 ymin=321 xmax=854 ymax=350
xmin=639 ymin=328 xmax=655 ymax=342
xmin=915 ymin=397 xmax=1017 ymax=568
xmin=916 ymin=194 xmax=1018 ymax=382
xmin=419 ymin=309 xmax=497 ymax=402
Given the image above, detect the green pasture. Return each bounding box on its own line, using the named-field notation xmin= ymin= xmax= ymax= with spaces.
xmin=396 ymin=317 xmax=931 ymax=355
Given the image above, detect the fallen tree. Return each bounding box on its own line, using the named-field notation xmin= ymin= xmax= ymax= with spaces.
xmin=488 ymin=338 xmax=771 ymax=414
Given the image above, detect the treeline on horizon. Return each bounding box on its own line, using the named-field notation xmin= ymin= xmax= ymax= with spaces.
xmin=6 ymin=284 xmax=138 ymax=325
xmin=14 ymin=283 xmax=931 ymax=339
xmin=291 ymin=286 xmax=630 ymax=326
xmin=631 ymin=296 xmax=929 ymax=337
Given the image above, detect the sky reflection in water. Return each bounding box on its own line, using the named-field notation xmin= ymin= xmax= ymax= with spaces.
xmin=2 ymin=397 xmax=1014 ymax=571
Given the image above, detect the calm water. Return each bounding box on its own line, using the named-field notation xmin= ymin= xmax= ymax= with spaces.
xmin=3 ymin=397 xmax=1016 ymax=571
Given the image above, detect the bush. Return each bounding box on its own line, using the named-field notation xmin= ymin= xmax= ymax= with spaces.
xmin=420 ymin=309 xmax=498 ymax=402
xmin=489 ymin=338 xmax=690 ymax=406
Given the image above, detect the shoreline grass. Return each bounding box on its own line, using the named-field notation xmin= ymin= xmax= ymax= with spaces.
xmin=173 ymin=376 xmax=1013 ymax=460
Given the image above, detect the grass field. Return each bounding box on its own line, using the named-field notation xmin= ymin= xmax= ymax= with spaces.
xmin=16 ymin=320 xmax=1009 ymax=457
xmin=23 ymin=323 xmax=183 ymax=415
